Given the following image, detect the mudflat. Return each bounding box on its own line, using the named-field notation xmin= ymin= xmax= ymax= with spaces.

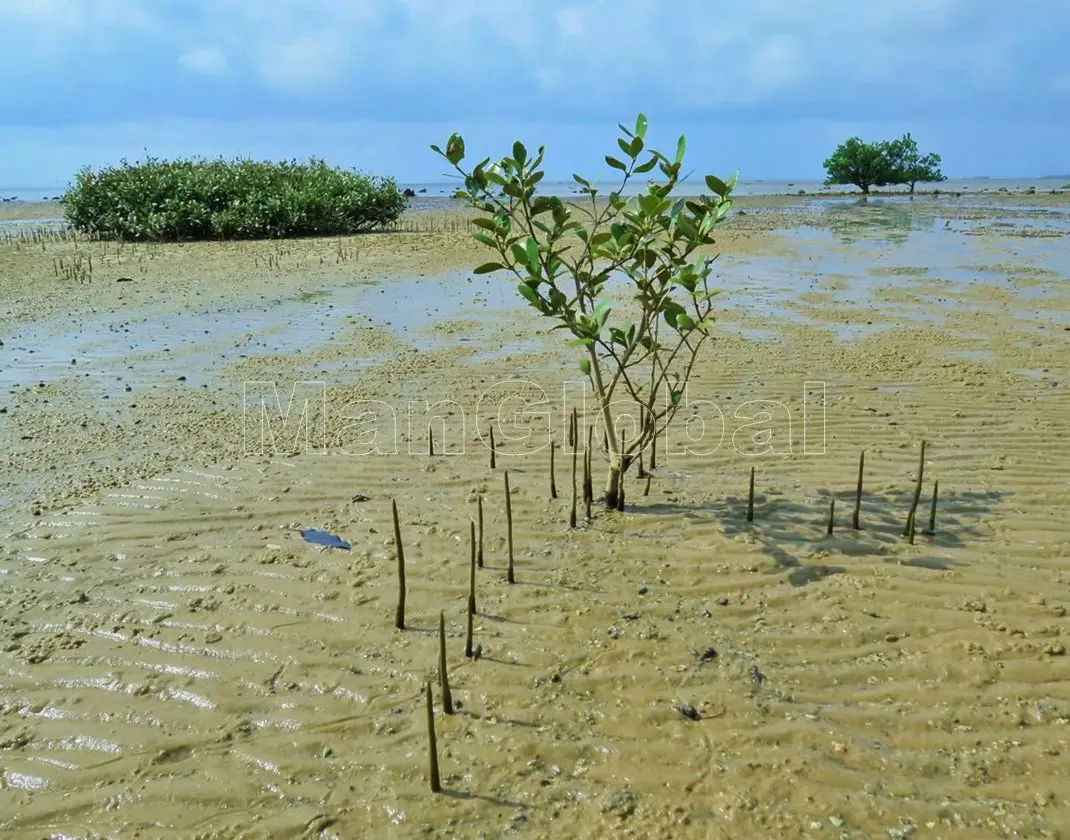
xmin=1 ymin=194 xmax=1069 ymax=838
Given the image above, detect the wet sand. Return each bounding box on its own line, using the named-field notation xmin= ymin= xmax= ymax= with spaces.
xmin=1 ymin=195 xmax=1069 ymax=838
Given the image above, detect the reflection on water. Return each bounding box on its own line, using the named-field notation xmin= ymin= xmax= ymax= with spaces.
xmin=818 ymin=201 xmax=939 ymax=245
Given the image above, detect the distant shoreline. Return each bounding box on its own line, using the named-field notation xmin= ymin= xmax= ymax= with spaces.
xmin=3 ymin=185 xmax=1068 ymax=225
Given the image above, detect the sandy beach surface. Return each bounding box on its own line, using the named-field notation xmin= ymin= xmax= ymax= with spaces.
xmin=1 ymin=193 xmax=1069 ymax=838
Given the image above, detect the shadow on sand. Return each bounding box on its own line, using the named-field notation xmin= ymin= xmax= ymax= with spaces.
xmin=635 ymin=484 xmax=1004 ymax=587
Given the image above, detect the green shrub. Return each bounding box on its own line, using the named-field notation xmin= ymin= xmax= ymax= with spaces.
xmin=60 ymin=157 xmax=408 ymax=240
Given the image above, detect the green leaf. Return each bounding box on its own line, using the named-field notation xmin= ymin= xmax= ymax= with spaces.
xmin=474 ymin=262 xmax=505 ymax=274
xmin=511 ymin=241 xmax=531 ymax=270
xmin=531 ymin=195 xmax=553 ymax=216
xmin=513 ymin=141 xmax=527 ymax=165
xmin=605 ymin=156 xmax=627 ymax=172
xmin=593 ymin=299 xmax=612 ymax=327
xmin=628 ymin=136 xmax=644 ymax=158
xmin=445 ymin=134 xmax=465 ymax=166
xmin=516 ymin=283 xmax=541 ymax=306
xmin=676 ymin=314 xmax=696 ymax=332
xmin=675 ymin=135 xmax=686 ymax=165
xmin=635 ymin=113 xmax=648 ymax=139
xmin=429 ymin=144 xmax=443 ymax=155
xmin=617 ymin=137 xmax=632 ymax=157
xmin=572 ymin=173 xmax=591 ymax=187
xmin=579 ymin=357 xmax=591 ymax=376
xmin=663 ymin=301 xmax=686 ymax=329
xmin=670 ymin=390 xmax=683 ymax=406
xmin=634 ymin=155 xmax=658 ymax=174
xmin=525 ymin=237 xmax=539 ymax=271
xmin=705 ymin=174 xmax=729 ymax=198
xmin=472 ymin=232 xmax=496 ymax=248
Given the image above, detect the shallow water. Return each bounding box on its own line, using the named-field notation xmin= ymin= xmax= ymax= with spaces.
xmin=710 ymin=206 xmax=1070 ymax=343
xmin=0 ymin=272 xmax=528 ymax=397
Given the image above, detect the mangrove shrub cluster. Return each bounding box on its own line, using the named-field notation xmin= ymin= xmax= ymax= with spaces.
xmin=60 ymin=157 xmax=408 ymax=240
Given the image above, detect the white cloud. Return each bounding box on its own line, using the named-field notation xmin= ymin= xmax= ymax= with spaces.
xmin=2 ymin=0 xmax=1067 ymax=120
xmin=555 ymin=7 xmax=585 ymax=38
xmin=0 ymin=0 xmax=155 ymax=42
xmin=179 ymin=47 xmax=229 ymax=75
xmin=256 ymin=34 xmax=350 ymax=92
xmin=0 ymin=0 xmax=76 ymax=26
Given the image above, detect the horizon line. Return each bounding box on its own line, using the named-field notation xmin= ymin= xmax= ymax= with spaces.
xmin=3 ymin=174 xmax=1069 ymax=193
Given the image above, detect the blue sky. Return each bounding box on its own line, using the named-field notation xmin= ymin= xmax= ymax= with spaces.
xmin=1 ymin=0 xmax=1068 ymax=187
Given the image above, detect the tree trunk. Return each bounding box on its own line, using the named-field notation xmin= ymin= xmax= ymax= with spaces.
xmin=860 ymin=183 xmax=870 ymax=195
xmin=603 ymin=454 xmax=622 ymax=509
xmin=909 ymin=181 xmax=916 ymax=194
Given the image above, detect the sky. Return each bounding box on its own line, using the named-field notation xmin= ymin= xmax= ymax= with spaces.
xmin=1 ymin=0 xmax=1068 ymax=188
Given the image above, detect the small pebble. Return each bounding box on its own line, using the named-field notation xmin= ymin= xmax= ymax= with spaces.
xmin=672 ymin=703 xmax=701 ymax=721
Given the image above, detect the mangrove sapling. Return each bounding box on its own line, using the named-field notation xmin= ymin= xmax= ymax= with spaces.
xmin=465 ymin=596 xmax=475 ymax=659
xmin=616 ymin=427 xmax=627 ymax=512
xmin=504 ymin=471 xmax=515 ymax=584
xmin=585 ymin=450 xmax=594 ymax=520
xmin=904 ymin=440 xmax=927 ymax=536
xmin=434 ymin=114 xmax=735 ymax=508
xmin=852 ymin=450 xmax=865 ymax=530
xmin=477 ymin=496 xmax=485 ymax=568
xmin=586 ymin=443 xmax=594 ymax=507
xmin=747 ymin=467 xmax=755 ymax=522
xmin=550 ymin=440 xmax=558 ymax=499
xmin=392 ymin=500 xmax=406 ymax=630
xmin=468 ymin=519 xmax=477 ymax=615
xmin=584 ymin=425 xmax=594 ymax=506
xmin=928 ymin=480 xmax=939 ymax=534
xmin=570 ymin=437 xmax=578 ymax=528
xmin=438 ymin=612 xmax=454 ymax=714
xmin=425 ymin=681 xmax=441 ymax=792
